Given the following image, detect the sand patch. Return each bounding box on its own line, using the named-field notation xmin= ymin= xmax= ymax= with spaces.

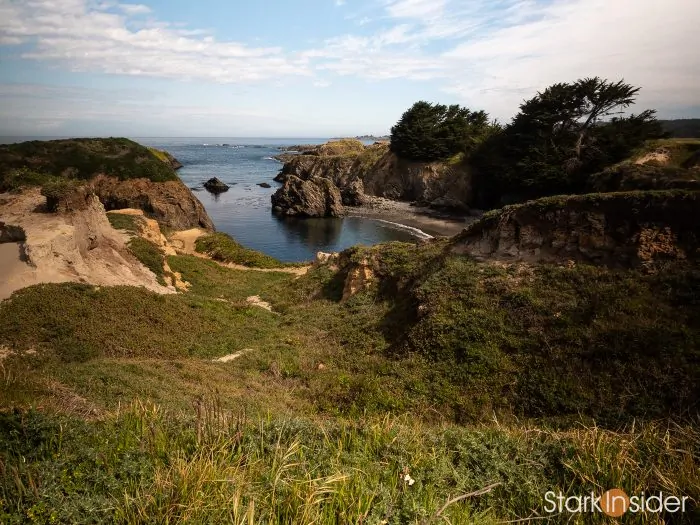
xmin=246 ymin=295 xmax=273 ymax=312
xmin=0 ymin=189 xmax=175 ymax=301
xmin=635 ymin=149 xmax=670 ymax=165
xmin=213 ymin=349 xmax=253 ymax=362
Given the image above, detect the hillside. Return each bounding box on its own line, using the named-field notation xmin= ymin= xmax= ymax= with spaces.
xmin=0 ymin=138 xmax=180 ymax=192
xmin=1 ymin=186 xmax=699 ymax=521
xmin=660 ymin=119 xmax=700 ymax=138
xmin=0 ymin=138 xmax=214 ymax=231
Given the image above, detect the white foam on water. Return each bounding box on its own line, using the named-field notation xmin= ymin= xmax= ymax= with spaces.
xmin=357 ymin=217 xmax=434 ymax=240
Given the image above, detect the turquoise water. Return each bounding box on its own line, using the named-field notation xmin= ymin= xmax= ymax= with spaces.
xmin=133 ymin=138 xmax=421 ymax=262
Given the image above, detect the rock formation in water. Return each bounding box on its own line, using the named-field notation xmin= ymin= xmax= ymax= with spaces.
xmin=273 ymin=139 xmax=472 ymax=214
xmin=203 ymin=178 xmax=230 ymax=193
xmin=271 ymin=175 xmax=344 ymax=218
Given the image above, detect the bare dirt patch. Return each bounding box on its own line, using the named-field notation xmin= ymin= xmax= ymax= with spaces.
xmin=0 ymin=189 xmax=174 ymax=301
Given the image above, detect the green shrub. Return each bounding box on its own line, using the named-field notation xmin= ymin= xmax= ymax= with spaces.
xmin=127 ymin=237 xmax=169 ymax=285
xmin=0 ymin=138 xmax=179 ymax=192
xmin=40 ymin=178 xmax=81 ymax=212
xmin=195 ymin=232 xmax=303 ymax=269
xmin=107 ymin=212 xmax=143 ymax=233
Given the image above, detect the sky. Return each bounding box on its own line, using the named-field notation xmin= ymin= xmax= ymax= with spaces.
xmin=0 ymin=0 xmax=698 ymax=138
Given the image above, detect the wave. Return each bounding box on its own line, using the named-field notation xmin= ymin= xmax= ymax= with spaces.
xmin=359 ymin=217 xmax=434 ymax=240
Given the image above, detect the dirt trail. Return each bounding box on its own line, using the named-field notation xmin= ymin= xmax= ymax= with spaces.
xmin=169 ymin=228 xmax=310 ymax=276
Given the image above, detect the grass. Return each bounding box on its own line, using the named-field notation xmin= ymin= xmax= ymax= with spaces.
xmin=317 ymin=138 xmax=366 ymax=156
xmin=126 ymin=237 xmax=171 ymax=286
xmin=633 ymin=138 xmax=700 ymax=168
xmin=194 ymin=232 xmax=307 ymax=269
xmin=106 ymin=213 xmax=143 ymax=233
xmin=0 ymin=401 xmax=697 ymax=524
xmin=0 ymin=138 xmax=179 ymax=192
xmin=0 ymin=234 xmax=698 ymax=522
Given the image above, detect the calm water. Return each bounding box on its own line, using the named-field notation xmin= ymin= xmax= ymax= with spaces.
xmin=131 ymin=138 xmax=421 ymax=262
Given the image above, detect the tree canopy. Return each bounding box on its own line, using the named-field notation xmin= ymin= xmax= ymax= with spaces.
xmin=390 ymin=101 xmax=490 ymax=162
xmin=471 ymin=77 xmax=665 ymax=206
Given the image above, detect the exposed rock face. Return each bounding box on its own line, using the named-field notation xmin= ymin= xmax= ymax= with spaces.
xmin=362 ymin=151 xmax=472 ymax=206
xmin=271 ymin=175 xmax=344 ymax=217
xmin=451 ymin=191 xmax=700 ymax=268
xmin=341 ymin=257 xmax=375 ymax=301
xmin=275 ymin=141 xmax=472 ymax=211
xmin=0 ymin=188 xmax=176 ymax=300
xmin=203 ymin=177 xmax=230 ymax=193
xmin=90 ymin=175 xmax=215 ymax=231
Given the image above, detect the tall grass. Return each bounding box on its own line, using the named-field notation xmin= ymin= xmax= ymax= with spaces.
xmin=1 ymin=399 xmax=696 ymax=524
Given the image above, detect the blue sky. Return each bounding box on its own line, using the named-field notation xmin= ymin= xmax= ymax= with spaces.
xmin=0 ymin=0 xmax=698 ymax=137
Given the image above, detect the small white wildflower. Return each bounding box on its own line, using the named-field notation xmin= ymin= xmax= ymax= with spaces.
xmin=403 ymin=473 xmax=415 ymax=486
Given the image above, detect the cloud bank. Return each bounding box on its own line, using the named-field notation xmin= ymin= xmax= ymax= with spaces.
xmin=0 ymin=0 xmax=698 ymax=123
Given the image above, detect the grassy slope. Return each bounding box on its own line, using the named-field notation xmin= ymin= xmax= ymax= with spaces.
xmin=0 ymin=236 xmax=698 ymax=522
xmin=589 ymin=139 xmax=700 ymax=192
xmin=195 ymin=232 xmax=307 ymax=268
xmin=0 ymin=138 xmax=179 ymax=191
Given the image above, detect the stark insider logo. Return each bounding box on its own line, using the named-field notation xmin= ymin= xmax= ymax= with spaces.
xmin=544 ymin=489 xmax=690 ymax=517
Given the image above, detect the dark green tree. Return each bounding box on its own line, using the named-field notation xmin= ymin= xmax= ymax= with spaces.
xmin=390 ymin=101 xmax=489 ymax=162
xmin=472 ymin=78 xmax=664 ymax=206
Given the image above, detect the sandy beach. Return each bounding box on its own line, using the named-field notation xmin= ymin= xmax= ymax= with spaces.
xmin=348 ymin=196 xmax=480 ymax=239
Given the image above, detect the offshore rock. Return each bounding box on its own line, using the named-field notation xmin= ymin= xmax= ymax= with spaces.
xmin=271 ymin=175 xmax=344 ymax=218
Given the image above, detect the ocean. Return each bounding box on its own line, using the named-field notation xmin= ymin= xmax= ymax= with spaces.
xmin=132 ymin=138 xmax=422 ymax=262
xmin=1 ymin=136 xmax=426 ymax=262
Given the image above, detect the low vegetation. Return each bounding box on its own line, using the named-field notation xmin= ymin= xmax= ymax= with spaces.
xmin=0 ymin=244 xmax=698 ymax=522
xmin=0 ymin=224 xmax=698 ymax=521
xmin=195 ymin=232 xmax=304 ymax=268
xmin=0 ymin=138 xmax=179 ymax=192
xmin=126 ymin=237 xmax=171 ymax=286
xmin=106 ymin=212 xmax=143 ymax=233
xmin=1 ymin=403 xmax=697 ymax=524
xmin=39 ymin=178 xmax=82 ymax=212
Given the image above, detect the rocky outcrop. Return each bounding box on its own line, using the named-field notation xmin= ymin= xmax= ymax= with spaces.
xmin=90 ymin=175 xmax=215 ymax=231
xmin=451 ymin=190 xmax=700 ymax=268
xmin=341 ymin=257 xmax=376 ymax=301
xmin=271 ymin=175 xmax=344 ymax=217
xmin=274 ymin=141 xmax=472 ymax=212
xmin=203 ymin=177 xmax=230 ymax=193
xmin=0 ymin=188 xmax=176 ymax=300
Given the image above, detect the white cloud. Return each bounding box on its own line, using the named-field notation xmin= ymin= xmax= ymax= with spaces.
xmin=0 ymin=0 xmax=697 ymax=126
xmin=441 ymin=0 xmax=700 ymax=119
xmin=307 ymin=0 xmax=699 ymax=119
xmin=117 ymin=3 xmax=151 ymax=15
xmin=386 ymin=0 xmax=447 ymax=20
xmin=0 ymin=0 xmax=311 ymax=83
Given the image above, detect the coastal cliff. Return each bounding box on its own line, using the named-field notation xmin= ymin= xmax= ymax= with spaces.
xmin=451 ymin=190 xmax=700 ymax=268
xmin=0 ymin=138 xmax=214 ymax=232
xmin=272 ymin=139 xmax=472 ymax=216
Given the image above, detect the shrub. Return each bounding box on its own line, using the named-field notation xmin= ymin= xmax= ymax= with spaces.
xmin=40 ymin=178 xmax=81 ymax=212
xmin=128 ymin=237 xmax=170 ymax=286
xmin=195 ymin=232 xmax=302 ymax=269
